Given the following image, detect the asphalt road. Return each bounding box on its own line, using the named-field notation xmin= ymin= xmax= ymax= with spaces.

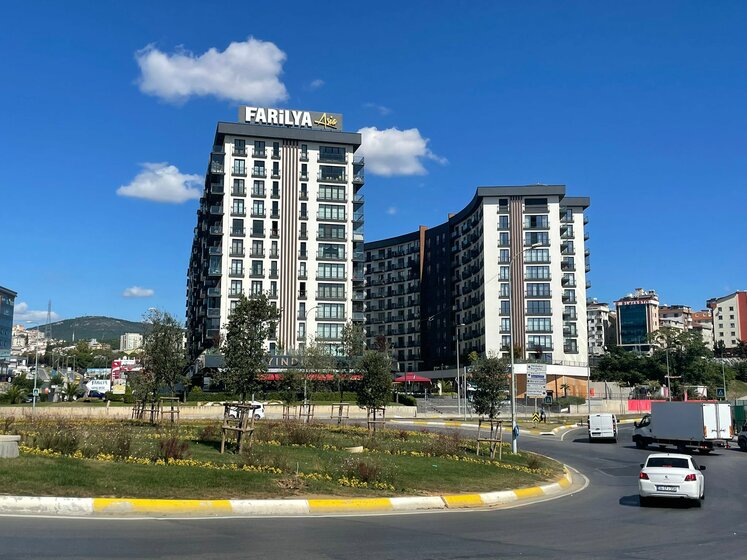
xmin=2 ymin=425 xmax=747 ymax=559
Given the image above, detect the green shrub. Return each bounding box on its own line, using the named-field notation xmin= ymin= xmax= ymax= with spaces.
xmin=394 ymin=394 xmax=417 ymax=406
xmin=36 ymin=426 xmax=79 ymax=455
xmin=557 ymin=396 xmax=586 ymax=407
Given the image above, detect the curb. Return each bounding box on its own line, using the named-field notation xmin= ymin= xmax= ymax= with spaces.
xmin=0 ymin=469 xmax=575 ymax=518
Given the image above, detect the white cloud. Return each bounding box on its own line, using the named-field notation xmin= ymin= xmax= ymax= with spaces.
xmin=357 ymin=127 xmax=446 ymax=176
xmin=386 ymin=207 xmax=398 ymax=215
xmin=123 ymin=286 xmax=155 ymax=298
xmin=364 ymin=102 xmax=392 ymax=116
xmin=135 ymin=37 xmax=288 ymax=104
xmin=117 ymin=162 xmax=201 ymax=204
xmin=14 ymin=302 xmax=61 ymax=324
xmin=308 ymin=79 xmax=324 ymax=90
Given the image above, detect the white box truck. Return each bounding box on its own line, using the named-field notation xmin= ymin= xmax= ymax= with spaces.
xmin=633 ymin=402 xmax=732 ymax=454
xmin=588 ymin=413 xmax=618 ymax=442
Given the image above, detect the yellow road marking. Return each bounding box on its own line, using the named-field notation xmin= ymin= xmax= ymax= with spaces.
xmin=93 ymin=498 xmax=232 ymax=514
xmin=308 ymin=498 xmax=393 ymax=512
xmin=442 ymin=494 xmax=484 ymax=508
xmin=513 ymin=486 xmax=545 ymax=499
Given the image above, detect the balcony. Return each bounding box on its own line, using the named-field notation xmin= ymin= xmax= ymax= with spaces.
xmin=208 ymin=246 xmax=222 ymax=256
xmin=525 ymin=291 xmax=552 ymax=298
xmin=250 ymin=249 xmax=265 ymax=258
xmin=270 ymin=250 xmax=279 ymax=258
xmin=271 ymin=211 xmax=280 ymax=219
xmin=524 ymin=275 xmax=551 ymax=281
xmin=317 ymin=291 xmax=346 ymax=301
xmin=299 ymin=212 xmax=308 ymax=220
xmin=230 ymin=249 xmax=245 ymax=257
xmin=317 ymin=273 xmax=347 ymax=281
xmin=271 ymin=189 xmax=280 ymax=199
xmin=250 ymin=209 xmax=266 ymax=218
xmin=230 ymin=228 xmax=245 ymax=237
xmin=300 ymin=173 xmax=309 ymax=181
xmin=352 ymin=312 xmax=365 ymax=322
xmin=298 ymin=270 xmax=308 ymax=280
xmin=271 ymin=150 xmax=280 ymax=159
xmin=212 ymin=145 xmax=225 ymax=154
xmin=228 ymin=290 xmax=242 ymax=298
xmin=231 ymin=208 xmax=246 ymax=217
xmin=250 ymin=188 xmax=265 ymax=198
xmin=316 ymin=312 xmax=347 ymax=321
xmin=353 ymin=194 xmax=364 ymax=204
xmin=252 ymin=168 xmax=267 ymax=178
xmin=318 ymin=153 xmax=347 ymax=164
xmin=561 ymin=263 xmax=575 ymax=271
xmin=249 ymin=270 xmax=265 ymax=278
xmin=233 ymin=147 xmax=247 ymax=156
xmin=300 ymin=152 xmax=309 ymax=162
xmin=563 ymin=329 xmax=578 ymax=337
xmin=209 ymin=205 xmax=224 ymax=216
xmin=318 ymin=194 xmax=347 ymax=203
xmin=207 ymin=308 xmax=221 ymax=318
xmin=526 ymin=308 xmax=552 ymax=316
xmin=353 ymin=212 xmax=364 ymax=224
xmin=209 ymin=226 xmax=223 ymax=236
xmin=563 ymin=313 xmax=577 ymax=321
xmin=232 ymin=186 xmax=246 ymax=196
xmin=353 ymin=173 xmax=364 ymax=185
xmin=210 ymin=184 xmax=224 ymax=195
xmin=317 ymin=233 xmax=346 ymax=242
xmin=299 ymin=230 xmax=308 ymax=240
xmin=562 ymin=295 xmax=577 ymax=304
xmin=299 ymin=191 xmax=308 ymax=200
xmin=317 ymin=213 xmax=347 ymax=222
xmin=250 ymin=228 xmax=265 ymax=238
xmin=269 ymin=270 xmax=278 ymax=279
xmin=317 ymin=171 xmax=347 ymax=183
xmin=210 ymin=163 xmax=224 ymax=174
xmin=271 ymin=170 xmax=280 ymax=179
xmin=564 ymin=345 xmax=579 ymax=354
xmin=317 ymin=251 xmax=346 ymax=261
xmin=229 ymin=270 xmax=244 ymax=278
xmin=561 ymin=278 xmax=576 ymax=287
xmin=298 ymin=290 xmax=307 ymax=300
xmin=353 ymin=251 xmax=364 ymax=261
xmin=298 ymin=251 xmax=308 ymax=259
xmin=524 ymin=239 xmax=550 ymax=247
xmin=252 ymin=148 xmax=266 ymax=158
xmin=232 ymin=168 xmax=247 ymax=177
xmin=270 ymin=229 xmax=279 ymax=239
xmin=268 ymin=291 xmax=278 ymax=299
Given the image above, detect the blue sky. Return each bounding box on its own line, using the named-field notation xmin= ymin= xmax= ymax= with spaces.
xmin=2 ymin=1 xmax=745 ymax=325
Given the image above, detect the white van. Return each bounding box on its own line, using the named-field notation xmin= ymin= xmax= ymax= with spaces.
xmin=588 ymin=413 xmax=617 ymax=442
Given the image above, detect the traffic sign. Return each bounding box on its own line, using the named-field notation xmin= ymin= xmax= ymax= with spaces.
xmin=532 ymin=412 xmax=540 ymax=423
xmin=512 ymin=425 xmax=520 ymax=439
xmin=526 ymin=364 xmax=547 ymax=398
xmin=716 ymin=387 xmax=725 ymax=398
xmin=544 ymin=395 xmax=553 ymax=405
xmin=32 ymin=388 xmax=39 ymax=397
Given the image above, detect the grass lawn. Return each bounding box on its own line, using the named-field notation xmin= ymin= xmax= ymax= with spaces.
xmin=0 ymin=418 xmax=564 ymax=499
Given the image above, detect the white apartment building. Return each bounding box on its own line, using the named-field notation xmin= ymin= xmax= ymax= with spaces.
xmin=119 ymin=333 xmax=144 ymax=352
xmin=187 ymin=107 xmax=365 ymax=364
xmin=658 ymin=305 xmax=693 ymax=330
xmin=587 ymin=300 xmax=615 ymax=357
xmin=365 ymin=185 xmax=591 ymax=394
xmin=707 ymin=291 xmax=747 ymax=349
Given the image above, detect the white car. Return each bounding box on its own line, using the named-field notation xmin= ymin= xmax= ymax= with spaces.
xmin=226 ymin=401 xmax=265 ymax=420
xmin=638 ymin=453 xmax=705 ymax=507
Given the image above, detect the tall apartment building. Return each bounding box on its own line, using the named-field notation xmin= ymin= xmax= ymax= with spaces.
xmin=365 ymin=185 xmax=591 ymax=392
xmin=0 ymin=286 xmax=16 ymax=370
xmin=119 ymin=333 xmax=144 ymax=352
xmin=587 ymin=300 xmax=616 ymax=357
xmin=186 ymin=107 xmax=365 ymax=365
xmin=707 ymin=291 xmax=747 ymax=349
xmin=614 ymin=288 xmax=660 ymax=351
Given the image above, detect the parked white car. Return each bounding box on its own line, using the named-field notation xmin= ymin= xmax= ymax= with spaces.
xmin=226 ymin=401 xmax=265 ymax=420
xmin=638 ymin=453 xmax=705 ymax=507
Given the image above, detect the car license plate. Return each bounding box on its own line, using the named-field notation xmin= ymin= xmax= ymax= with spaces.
xmin=656 ymin=485 xmax=678 ymax=492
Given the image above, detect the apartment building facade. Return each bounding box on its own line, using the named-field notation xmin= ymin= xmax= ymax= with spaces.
xmin=707 ymin=291 xmax=747 ymax=349
xmin=587 ymin=300 xmax=616 ymax=357
xmin=364 ymin=186 xmax=591 ymax=388
xmin=186 ymin=107 xmax=365 ymax=364
xmin=615 ymin=288 xmax=660 ymax=351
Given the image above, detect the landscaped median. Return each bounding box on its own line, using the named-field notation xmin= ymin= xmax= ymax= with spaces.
xmin=0 ymin=416 xmax=575 ymax=517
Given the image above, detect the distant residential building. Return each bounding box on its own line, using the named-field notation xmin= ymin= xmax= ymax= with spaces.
xmin=690 ymin=309 xmax=714 ymax=349
xmin=119 ymin=333 xmax=144 ymax=352
xmin=658 ymin=305 xmax=693 ymax=331
xmin=707 ymin=291 xmax=747 ymax=349
xmin=587 ymin=300 xmax=616 ymax=357
xmin=615 ymin=288 xmax=660 ymax=351
xmin=11 ymin=324 xmax=47 ymax=353
xmin=0 ymin=287 xmax=16 ymax=374
xmin=692 ymin=310 xmax=712 ymax=327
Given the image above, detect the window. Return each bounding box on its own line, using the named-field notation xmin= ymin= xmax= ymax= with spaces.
xmin=251 ymin=261 xmax=263 ymax=276
xmin=563 ymin=289 xmax=576 ymax=303
xmin=500 ymin=266 xmax=509 ymax=280
xmin=230 ymin=259 xmax=243 ymax=275
xmin=232 ymin=179 xmax=245 ymax=196
xmin=527 ymin=318 xmax=552 ymax=332
xmin=234 ymin=139 xmax=246 ymax=155
xmin=252 ymin=180 xmax=264 ymax=196
xmin=499 ymin=249 xmax=510 ymax=263
xmin=270 ymin=281 xmax=277 ymax=296
xmin=251 ymin=240 xmax=263 ymax=256
xmin=499 ymin=215 xmax=509 ymax=229
xmin=231 ymin=240 xmax=244 ymax=256
xmin=525 ymin=249 xmax=550 ymax=263
xmin=231 ymin=218 xmax=244 ymax=235
xmin=318 ymin=184 xmax=345 ymax=201
xmin=318 ymin=263 xmax=345 ymax=280
xmin=318 ymin=224 xmax=346 ymax=240
xmin=319 ymin=165 xmax=345 ymax=181
xmin=500 ymin=300 xmax=511 ymax=315
xmin=500 ymin=318 xmax=510 ymax=332
xmin=525 ymin=231 xmax=549 ymax=246
xmin=319 ymin=146 xmax=346 ymax=162
xmin=524 ymin=215 xmax=548 ymax=229
xmin=527 ymin=335 xmax=552 ymax=350
xmin=499 ymin=283 xmax=509 ymax=297
xmin=318 ymin=283 xmax=345 ymax=299
xmin=317 ymin=323 xmax=343 ymax=340
xmin=272 ymin=141 xmax=280 ymax=157
xmin=253 ymin=140 xmax=265 ymax=156
xmin=272 ymin=181 xmax=280 ymax=197
xmin=527 ymin=283 xmax=551 ymax=297
xmin=300 ymin=183 xmax=308 ymax=198
xmin=499 ymin=232 xmax=509 ymax=246
xmin=230 ymin=280 xmax=242 ymax=296
xmin=233 ymin=159 xmax=245 ymax=175
xmin=251 ymin=220 xmax=263 ymax=236
xmin=318 ymin=303 xmax=345 ymax=319
xmin=272 ymin=162 xmax=280 ymax=177
xmin=318 ymin=204 xmax=346 ymax=221
xmin=526 ymin=266 xmax=550 ymax=280
xmin=527 ymin=300 xmax=552 ymax=315
xmin=562 ymin=240 xmax=575 ymax=254
xmin=253 ymin=161 xmax=265 ymax=176
xmin=229 ymin=300 xmax=239 ymax=312
xmin=251 ymin=281 xmax=262 ymax=295
xmin=232 ymin=199 xmax=245 ymax=215
xmin=318 ymin=243 xmax=345 ymax=260
xmin=252 ymin=200 xmax=264 ymax=216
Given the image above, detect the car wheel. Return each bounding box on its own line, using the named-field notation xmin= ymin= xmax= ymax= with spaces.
xmin=254 ymin=414 xmax=261 ymax=420
xmin=639 ymin=496 xmax=650 ymax=507
xmin=634 ymin=437 xmax=647 ymax=449
xmin=693 ymin=498 xmax=702 ymax=508
xmin=738 ymin=438 xmax=747 ymax=451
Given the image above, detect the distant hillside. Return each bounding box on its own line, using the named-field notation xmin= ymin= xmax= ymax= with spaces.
xmin=29 ymin=316 xmax=148 ymax=344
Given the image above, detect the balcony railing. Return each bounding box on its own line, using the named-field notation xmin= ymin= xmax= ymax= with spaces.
xmin=252 ymin=168 xmax=267 ymax=178
xmin=318 ymin=194 xmax=347 ymax=203
xmin=208 ymin=246 xmax=222 ymax=256
xmin=230 ymin=228 xmax=245 ymax=237
xmin=250 ymin=210 xmax=266 ymax=218
xmin=300 ymin=152 xmax=309 ymax=162
xmin=250 ymin=188 xmax=265 ymax=197
xmin=318 ymin=154 xmax=347 ymax=164
xmin=228 ymin=270 xmax=243 ymax=278
xmin=271 ymin=150 xmax=280 ymax=159
xmin=232 ymin=186 xmax=246 ymax=196
xmin=249 ymin=250 xmax=265 ymax=258
xmin=209 ymin=226 xmax=223 ymax=236
xmin=316 ymin=273 xmax=347 ymax=281
xmin=233 ymin=147 xmax=247 ymax=156
xmin=231 ymin=208 xmax=246 ymax=217
xmin=249 ymin=270 xmax=265 ymax=278
xmin=250 ymin=228 xmax=265 ymax=238
xmin=317 ymin=172 xmax=347 ymax=183
xmin=229 ymin=249 xmax=245 ymax=257
xmin=252 ymin=149 xmax=266 ymax=157
xmin=232 ymin=168 xmax=247 ymax=177
xmin=317 ymin=251 xmax=346 ymax=261
xmin=316 ymin=291 xmax=346 ymax=301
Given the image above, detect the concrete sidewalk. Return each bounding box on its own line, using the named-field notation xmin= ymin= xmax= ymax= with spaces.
xmin=0 ymin=468 xmax=579 ymax=518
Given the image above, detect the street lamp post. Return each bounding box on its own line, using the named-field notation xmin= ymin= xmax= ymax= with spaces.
xmin=507 ymin=242 xmax=542 ymax=454
xmin=455 ymin=323 xmax=465 ymax=421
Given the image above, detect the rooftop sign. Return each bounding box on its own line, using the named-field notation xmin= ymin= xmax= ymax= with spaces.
xmin=238 ymin=107 xmax=343 ymax=131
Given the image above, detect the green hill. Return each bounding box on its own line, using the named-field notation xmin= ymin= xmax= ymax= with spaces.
xmin=29 ymin=316 xmax=148 ymax=345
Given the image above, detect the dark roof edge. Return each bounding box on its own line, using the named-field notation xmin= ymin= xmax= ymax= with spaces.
xmin=364 ymin=230 xmax=421 ymax=250
xmin=562 ymin=196 xmax=591 ymax=208
xmin=215 ymin=122 xmax=362 ymax=148
xmin=0 ymin=286 xmax=17 ymax=297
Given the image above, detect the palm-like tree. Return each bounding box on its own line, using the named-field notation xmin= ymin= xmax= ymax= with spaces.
xmin=63 ymin=381 xmax=79 ymax=401
xmin=3 ymin=385 xmax=24 ymax=404
xmin=560 ymin=382 xmax=570 ymax=398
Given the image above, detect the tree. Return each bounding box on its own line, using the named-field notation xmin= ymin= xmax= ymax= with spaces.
xmin=218 ymin=293 xmax=280 ymax=402
xmin=2 ymin=385 xmax=24 ymax=404
xmin=140 ymin=309 xmax=188 ymax=399
xmin=63 ymin=380 xmax=80 ymax=401
xmin=301 ymin=338 xmax=336 ymax=402
xmin=470 ymin=354 xmax=510 ymax=419
xmin=277 ymin=366 xmax=303 ymax=405
xmin=339 ymin=321 xmax=366 ymax=400
xmin=560 ymin=382 xmax=570 ymax=398
xmin=356 ymin=350 xmax=393 ymax=410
